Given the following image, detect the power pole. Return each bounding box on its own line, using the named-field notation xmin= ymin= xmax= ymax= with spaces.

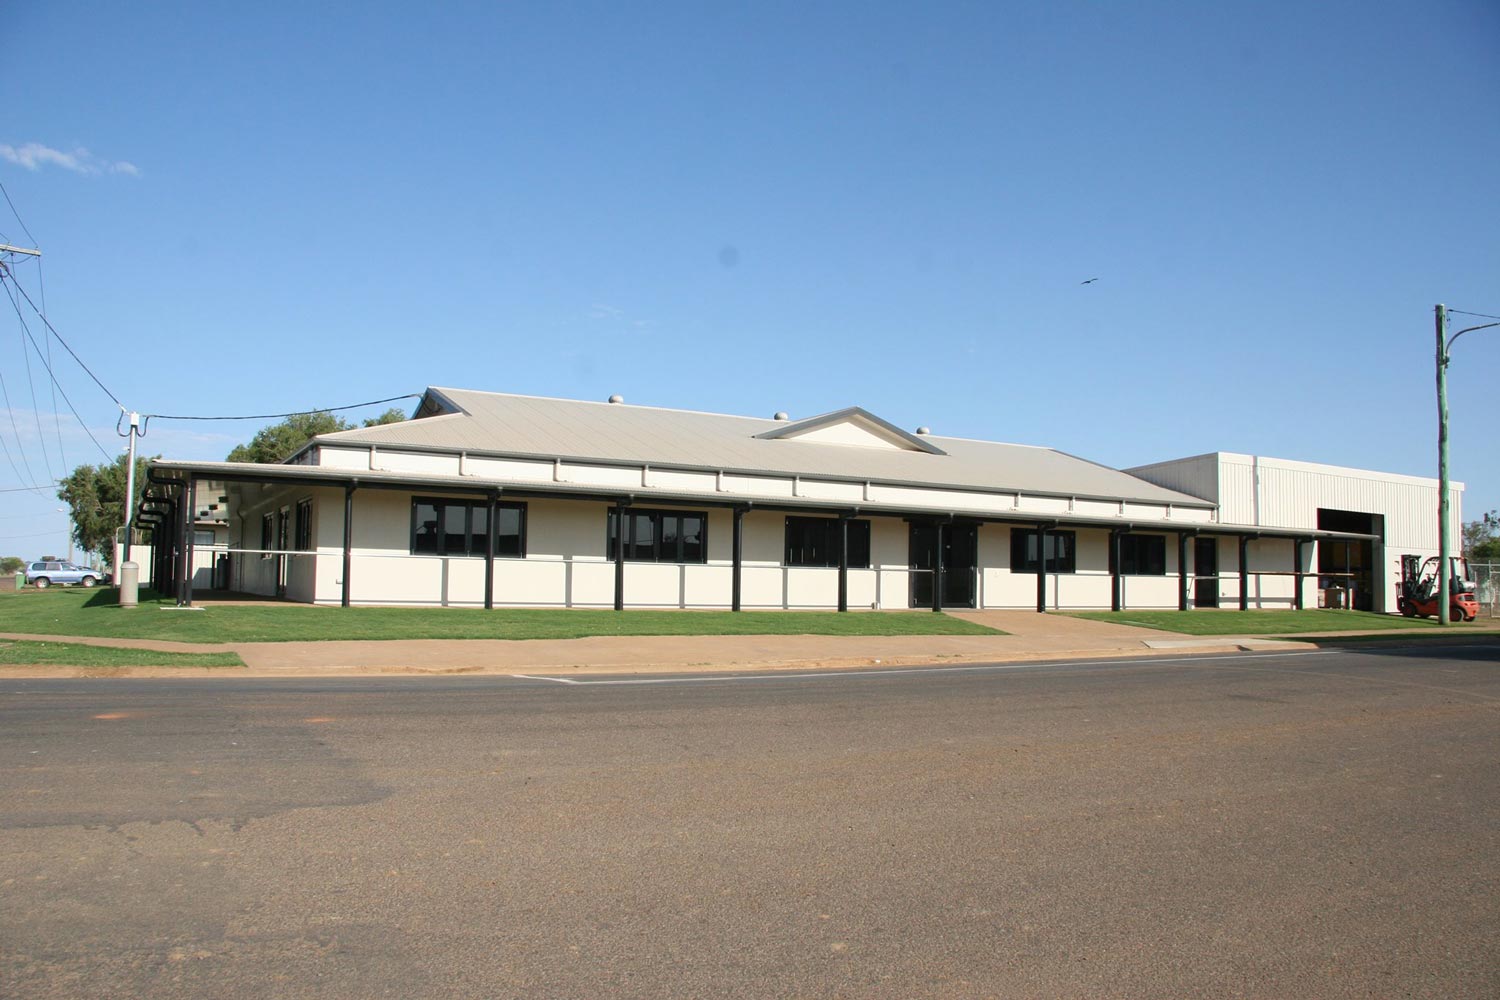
xmin=122 ymin=411 xmax=140 ymax=571
xmin=1436 ymin=304 xmax=1451 ymax=627
xmin=1436 ymin=305 xmax=1500 ymax=625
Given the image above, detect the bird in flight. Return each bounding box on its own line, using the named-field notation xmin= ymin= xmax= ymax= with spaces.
xmin=1080 ymin=277 xmax=1098 ymax=285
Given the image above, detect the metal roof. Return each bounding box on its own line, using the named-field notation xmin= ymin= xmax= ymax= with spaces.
xmin=302 ymin=387 xmax=1212 ymax=508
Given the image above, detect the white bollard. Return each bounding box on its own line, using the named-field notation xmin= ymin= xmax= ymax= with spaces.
xmin=119 ymin=562 xmax=139 ymax=608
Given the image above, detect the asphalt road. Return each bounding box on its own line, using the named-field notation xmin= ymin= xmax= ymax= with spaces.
xmin=3 ymin=644 xmax=1498 ymax=999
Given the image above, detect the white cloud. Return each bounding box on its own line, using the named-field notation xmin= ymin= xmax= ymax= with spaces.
xmin=0 ymin=142 xmax=140 ymax=177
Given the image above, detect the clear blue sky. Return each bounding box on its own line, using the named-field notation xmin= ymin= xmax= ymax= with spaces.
xmin=2 ymin=1 xmax=1497 ymax=560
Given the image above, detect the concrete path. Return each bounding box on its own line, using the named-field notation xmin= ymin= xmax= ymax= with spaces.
xmin=9 ymin=611 xmax=1483 ymax=677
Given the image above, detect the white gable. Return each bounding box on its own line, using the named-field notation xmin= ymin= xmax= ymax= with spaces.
xmin=778 ymin=416 xmax=921 ymax=451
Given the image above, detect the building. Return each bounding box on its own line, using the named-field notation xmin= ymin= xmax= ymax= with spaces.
xmin=137 ymin=387 xmax=1463 ymax=614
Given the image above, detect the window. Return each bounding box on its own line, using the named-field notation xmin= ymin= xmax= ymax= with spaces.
xmin=410 ymin=498 xmax=526 ymax=557
xmin=261 ymin=513 xmax=274 ymax=560
xmin=295 ymin=498 xmax=313 ymax=551
xmin=784 ymin=517 xmax=871 ymax=568
xmin=606 ymin=507 xmax=707 ymax=563
xmin=1010 ymin=528 xmax=1076 ymax=574
xmin=1116 ymin=533 xmax=1166 ymax=576
xmin=192 ymin=529 xmax=217 ymax=547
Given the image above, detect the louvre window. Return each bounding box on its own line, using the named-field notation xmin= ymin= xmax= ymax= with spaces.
xmin=1116 ymin=533 xmax=1166 ymax=576
xmin=1010 ymin=529 xmax=1076 ymax=574
xmin=784 ymin=517 xmax=871 ymax=568
xmin=295 ymin=498 xmax=313 ymax=551
xmin=411 ymin=498 xmax=526 ymax=557
xmin=606 ymin=508 xmax=707 ymax=563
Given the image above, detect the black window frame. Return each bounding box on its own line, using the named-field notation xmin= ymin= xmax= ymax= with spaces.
xmin=784 ymin=516 xmax=872 ymax=569
xmin=260 ymin=513 xmax=274 ymax=560
xmin=1010 ymin=528 xmax=1077 ymax=574
xmin=1115 ymin=533 xmax=1167 ymax=576
xmin=605 ymin=507 xmax=709 ymax=564
xmin=294 ymin=498 xmax=313 ymax=552
xmin=410 ymin=496 xmax=527 ymax=558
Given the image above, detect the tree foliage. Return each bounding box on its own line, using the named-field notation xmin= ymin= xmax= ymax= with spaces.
xmin=362 ymin=408 xmax=407 ymax=427
xmin=225 ymin=408 xmax=407 ymax=464
xmin=0 ymin=556 xmax=24 ymax=575
xmin=1465 ymin=509 xmax=1500 ymax=561
xmin=226 ymin=411 xmax=349 ymax=464
xmin=57 ymin=454 xmax=153 ymax=558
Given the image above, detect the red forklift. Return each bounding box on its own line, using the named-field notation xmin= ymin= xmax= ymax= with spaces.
xmin=1396 ymin=554 xmax=1479 ymax=622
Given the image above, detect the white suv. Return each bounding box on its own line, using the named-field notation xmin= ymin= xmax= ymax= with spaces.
xmin=25 ymin=561 xmax=101 ymax=589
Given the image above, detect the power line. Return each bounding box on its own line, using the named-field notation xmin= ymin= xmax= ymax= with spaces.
xmin=1 ymin=264 xmax=125 ymax=410
xmin=1447 ymin=308 xmax=1500 ymax=323
xmin=142 ymin=393 xmax=421 ymax=424
xmin=0 ymin=179 xmax=39 ymax=248
xmin=13 ymin=278 xmax=58 ymax=483
xmin=0 ymin=481 xmax=62 ymax=494
xmin=0 ymin=183 xmax=65 ymax=466
xmin=1 ymin=278 xmax=113 ymax=461
xmin=0 ymin=367 xmax=45 ymax=493
xmin=36 ymin=257 xmax=64 ymax=471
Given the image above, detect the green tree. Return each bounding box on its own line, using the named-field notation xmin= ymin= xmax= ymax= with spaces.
xmin=225 ymin=408 xmax=407 ymax=464
xmin=0 ymin=556 xmax=24 ymax=575
xmin=1463 ymin=510 xmax=1500 ymax=561
xmin=57 ymin=454 xmax=152 ymax=558
xmin=362 ymin=407 xmax=407 ymax=427
xmin=226 ymin=411 xmax=351 ymax=464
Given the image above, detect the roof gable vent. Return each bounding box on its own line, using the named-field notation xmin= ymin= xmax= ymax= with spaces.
xmin=754 ymin=407 xmax=946 ymax=455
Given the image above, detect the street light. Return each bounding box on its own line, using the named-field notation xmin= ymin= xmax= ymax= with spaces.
xmin=1435 ymin=304 xmax=1499 ymax=626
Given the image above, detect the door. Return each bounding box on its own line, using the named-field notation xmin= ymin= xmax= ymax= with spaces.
xmin=1194 ymin=537 xmax=1218 ymax=608
xmin=909 ymin=523 xmax=978 ymax=608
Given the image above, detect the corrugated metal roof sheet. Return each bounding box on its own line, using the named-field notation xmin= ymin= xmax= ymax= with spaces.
xmin=309 ymin=387 xmax=1211 ymax=507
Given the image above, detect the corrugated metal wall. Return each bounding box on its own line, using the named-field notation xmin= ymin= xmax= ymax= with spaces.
xmin=1215 ymin=455 xmax=1460 ymax=549
xmin=1124 ymin=453 xmax=1220 ymax=504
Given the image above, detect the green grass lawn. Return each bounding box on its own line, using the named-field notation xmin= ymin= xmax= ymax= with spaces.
xmin=1064 ymin=609 xmax=1474 ymax=635
xmin=0 ymin=588 xmax=1002 ymax=644
xmin=0 ymin=638 xmax=245 ymax=668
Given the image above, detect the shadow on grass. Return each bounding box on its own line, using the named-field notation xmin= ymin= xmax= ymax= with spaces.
xmin=82 ymin=587 xmax=119 ymax=608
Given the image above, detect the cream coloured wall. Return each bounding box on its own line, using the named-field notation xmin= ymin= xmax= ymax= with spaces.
xmin=281 ymin=492 xmax=928 ymax=609
xmin=215 ymin=479 xmax=1331 ymax=613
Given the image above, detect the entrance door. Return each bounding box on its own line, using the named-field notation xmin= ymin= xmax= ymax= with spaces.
xmin=909 ymin=523 xmax=978 ymax=608
xmin=1194 ymin=537 xmax=1218 ymax=608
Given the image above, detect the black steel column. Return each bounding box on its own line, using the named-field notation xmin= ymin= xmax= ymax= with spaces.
xmin=1177 ymin=532 xmax=1190 ymax=611
xmin=162 ymin=500 xmax=176 ymax=596
xmin=1238 ymin=535 xmax=1250 ymax=611
xmin=342 ymin=484 xmax=356 ymax=608
xmin=1110 ymin=529 xmax=1124 ymax=612
xmin=932 ymin=520 xmax=945 ymax=613
xmin=613 ymin=500 xmax=627 ymax=611
xmin=1035 ymin=525 xmax=1048 ymax=613
xmin=483 ymin=490 xmax=498 ymax=611
xmin=163 ymin=503 xmax=176 ymax=597
xmin=731 ymin=507 xmax=745 ymax=612
xmin=837 ymin=515 xmax=850 ymax=613
xmin=178 ymin=475 xmax=195 ymax=606
xmin=1293 ymin=538 xmax=1306 ymax=610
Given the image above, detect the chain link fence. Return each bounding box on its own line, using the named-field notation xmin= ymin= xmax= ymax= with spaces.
xmin=1471 ymin=561 xmax=1500 ymax=619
